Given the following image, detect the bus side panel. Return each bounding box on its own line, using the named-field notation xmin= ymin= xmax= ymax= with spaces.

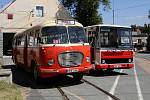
xmin=26 ymin=46 xmax=41 ymax=72
xmin=23 ymin=36 xmax=28 ymax=70
xmin=16 ymin=47 xmax=24 ymax=65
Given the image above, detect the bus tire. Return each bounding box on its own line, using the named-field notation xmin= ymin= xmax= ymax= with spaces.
xmin=72 ymin=73 xmax=83 ymax=81
xmin=107 ymin=69 xmax=114 ymax=72
xmin=31 ymin=62 xmax=41 ymax=83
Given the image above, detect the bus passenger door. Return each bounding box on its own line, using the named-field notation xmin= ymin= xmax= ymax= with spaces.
xmin=95 ymin=30 xmax=101 ymax=65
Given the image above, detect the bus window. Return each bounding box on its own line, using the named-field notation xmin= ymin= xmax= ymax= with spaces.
xmin=28 ymin=31 xmax=35 ymax=46
xmin=118 ymin=28 xmax=132 ymax=48
xmin=41 ymin=26 xmax=68 ymax=44
xmin=35 ymin=29 xmax=40 ymax=45
xmin=100 ymin=27 xmax=118 ymax=48
xmin=20 ymin=36 xmax=25 ymax=46
xmin=68 ymin=26 xmax=87 ymax=43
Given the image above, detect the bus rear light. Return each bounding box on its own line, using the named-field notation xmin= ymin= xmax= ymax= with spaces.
xmin=48 ymin=59 xmax=54 ymax=66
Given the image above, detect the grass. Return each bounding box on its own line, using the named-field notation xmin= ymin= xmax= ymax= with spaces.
xmin=0 ymin=81 xmax=24 ymax=100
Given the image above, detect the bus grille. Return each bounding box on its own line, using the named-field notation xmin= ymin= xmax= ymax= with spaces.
xmin=58 ymin=52 xmax=84 ymax=67
xmin=101 ymin=58 xmax=133 ymax=64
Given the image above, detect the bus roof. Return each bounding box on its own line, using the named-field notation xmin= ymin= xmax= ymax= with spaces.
xmin=42 ymin=20 xmax=83 ymax=27
xmin=14 ymin=19 xmax=83 ymax=37
xmin=86 ymin=24 xmax=131 ymax=28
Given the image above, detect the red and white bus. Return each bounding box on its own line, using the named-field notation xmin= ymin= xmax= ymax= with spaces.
xmin=85 ymin=24 xmax=134 ymax=71
xmin=12 ymin=20 xmax=92 ymax=82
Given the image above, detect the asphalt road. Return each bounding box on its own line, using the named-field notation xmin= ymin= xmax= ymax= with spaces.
xmin=8 ymin=53 xmax=150 ymax=100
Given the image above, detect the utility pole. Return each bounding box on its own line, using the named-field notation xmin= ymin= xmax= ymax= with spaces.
xmin=112 ymin=0 xmax=115 ymax=24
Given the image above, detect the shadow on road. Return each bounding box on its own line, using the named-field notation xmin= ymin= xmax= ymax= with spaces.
xmin=7 ymin=65 xmax=83 ymax=89
xmin=86 ymin=69 xmax=128 ymax=77
xmin=3 ymin=65 xmax=128 ymax=89
xmin=137 ymin=51 xmax=150 ymax=54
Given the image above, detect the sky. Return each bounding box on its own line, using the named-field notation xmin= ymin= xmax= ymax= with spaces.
xmin=0 ymin=0 xmax=11 ymax=8
xmin=100 ymin=0 xmax=150 ymax=26
xmin=0 ymin=0 xmax=150 ymax=26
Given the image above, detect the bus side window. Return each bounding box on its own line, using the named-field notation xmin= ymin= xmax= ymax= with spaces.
xmin=35 ymin=29 xmax=40 ymax=45
xmin=20 ymin=36 xmax=25 ymax=46
xmin=13 ymin=38 xmax=16 ymax=47
xmin=28 ymin=31 xmax=34 ymax=46
xmin=17 ymin=36 xmax=21 ymax=46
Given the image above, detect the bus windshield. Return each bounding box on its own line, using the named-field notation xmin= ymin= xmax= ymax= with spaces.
xmin=41 ymin=26 xmax=87 ymax=44
xmin=118 ymin=28 xmax=132 ymax=48
xmin=68 ymin=26 xmax=88 ymax=43
xmin=100 ymin=27 xmax=132 ymax=48
xmin=41 ymin=26 xmax=68 ymax=44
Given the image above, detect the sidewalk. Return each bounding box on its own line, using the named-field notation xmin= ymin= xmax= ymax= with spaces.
xmin=0 ymin=56 xmax=14 ymax=83
xmin=3 ymin=56 xmax=15 ymax=66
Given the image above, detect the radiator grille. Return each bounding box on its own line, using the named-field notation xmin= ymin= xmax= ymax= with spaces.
xmin=58 ymin=52 xmax=83 ymax=67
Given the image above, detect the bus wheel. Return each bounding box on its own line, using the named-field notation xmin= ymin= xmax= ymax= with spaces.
xmin=15 ymin=64 xmax=21 ymax=70
xmin=72 ymin=73 xmax=83 ymax=81
xmin=32 ymin=62 xmax=41 ymax=83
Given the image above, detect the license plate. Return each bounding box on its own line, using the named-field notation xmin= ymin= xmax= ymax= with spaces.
xmin=66 ymin=69 xmax=79 ymax=73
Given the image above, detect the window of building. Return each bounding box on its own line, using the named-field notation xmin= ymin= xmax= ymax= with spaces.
xmin=36 ymin=6 xmax=44 ymax=17
xmin=7 ymin=13 xmax=13 ymax=20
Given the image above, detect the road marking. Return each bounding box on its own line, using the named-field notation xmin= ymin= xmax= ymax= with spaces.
xmin=134 ymin=65 xmax=144 ymax=100
xmin=108 ymin=69 xmax=123 ymax=100
xmin=136 ymin=57 xmax=150 ymax=74
xmin=62 ymin=88 xmax=85 ymax=100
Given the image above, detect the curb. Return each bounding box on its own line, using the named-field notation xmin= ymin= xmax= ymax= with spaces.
xmin=0 ymin=69 xmax=12 ymax=84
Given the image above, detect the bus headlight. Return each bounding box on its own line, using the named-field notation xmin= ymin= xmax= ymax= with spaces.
xmin=101 ymin=60 xmax=105 ymax=64
xmin=86 ymin=57 xmax=90 ymax=62
xmin=48 ymin=59 xmax=54 ymax=66
xmin=128 ymin=59 xmax=132 ymax=63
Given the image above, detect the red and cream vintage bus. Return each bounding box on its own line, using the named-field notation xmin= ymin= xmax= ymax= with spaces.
xmin=85 ymin=24 xmax=134 ymax=71
xmin=12 ymin=20 xmax=92 ymax=82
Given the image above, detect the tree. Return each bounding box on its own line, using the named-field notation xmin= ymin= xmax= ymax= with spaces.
xmin=60 ymin=0 xmax=110 ymax=26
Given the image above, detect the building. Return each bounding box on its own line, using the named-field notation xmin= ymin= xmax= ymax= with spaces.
xmin=132 ymin=29 xmax=148 ymax=51
xmin=0 ymin=0 xmax=72 ymax=65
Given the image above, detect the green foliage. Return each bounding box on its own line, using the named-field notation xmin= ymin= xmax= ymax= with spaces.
xmin=60 ymin=0 xmax=110 ymax=26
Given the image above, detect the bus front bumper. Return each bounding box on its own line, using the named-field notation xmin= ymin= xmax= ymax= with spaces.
xmin=38 ymin=65 xmax=92 ymax=78
xmin=95 ymin=63 xmax=134 ymax=70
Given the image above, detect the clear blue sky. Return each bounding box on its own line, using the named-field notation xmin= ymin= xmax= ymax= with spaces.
xmin=0 ymin=0 xmax=11 ymax=8
xmin=0 ymin=0 xmax=150 ymax=26
xmin=100 ymin=0 xmax=150 ymax=26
